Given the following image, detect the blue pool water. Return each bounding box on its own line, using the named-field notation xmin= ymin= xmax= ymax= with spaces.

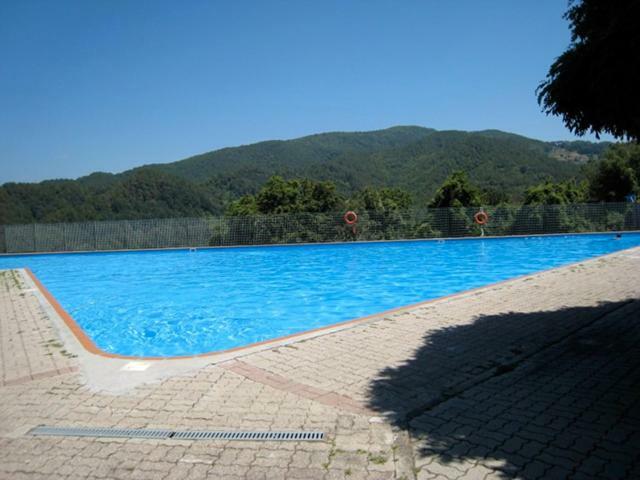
xmin=1 ymin=233 xmax=639 ymax=357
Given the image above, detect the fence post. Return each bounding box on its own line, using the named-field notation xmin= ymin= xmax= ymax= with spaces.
xmin=63 ymin=223 xmax=68 ymax=251
xmin=32 ymin=223 xmax=37 ymax=252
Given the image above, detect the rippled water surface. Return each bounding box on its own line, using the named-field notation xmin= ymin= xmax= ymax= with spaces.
xmin=1 ymin=233 xmax=639 ymax=357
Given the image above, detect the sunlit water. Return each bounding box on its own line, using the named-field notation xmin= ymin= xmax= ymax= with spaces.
xmin=1 ymin=233 xmax=639 ymax=357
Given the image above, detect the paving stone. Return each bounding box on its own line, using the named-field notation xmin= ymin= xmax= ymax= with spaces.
xmin=521 ymin=460 xmax=550 ymax=479
xmin=598 ymin=462 xmax=628 ymax=480
xmin=501 ymin=437 xmax=525 ymax=454
xmin=462 ymin=465 xmax=496 ymax=480
xmin=422 ymin=461 xmax=466 ymax=479
xmin=1 ymin=249 xmax=640 ymax=479
xmin=575 ymin=456 xmax=608 ymax=477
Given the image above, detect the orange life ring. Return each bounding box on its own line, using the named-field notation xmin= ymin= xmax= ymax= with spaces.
xmin=474 ymin=211 xmax=489 ymax=225
xmin=343 ymin=211 xmax=358 ymax=225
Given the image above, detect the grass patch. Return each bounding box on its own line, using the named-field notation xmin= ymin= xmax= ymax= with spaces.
xmin=368 ymin=453 xmax=388 ymax=465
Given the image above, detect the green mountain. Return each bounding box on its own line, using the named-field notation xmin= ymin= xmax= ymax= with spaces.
xmin=138 ymin=125 xmax=435 ymax=181
xmin=0 ymin=126 xmax=610 ymax=224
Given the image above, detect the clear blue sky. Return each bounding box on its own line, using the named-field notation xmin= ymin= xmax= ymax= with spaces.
xmin=0 ymin=0 xmax=600 ymax=183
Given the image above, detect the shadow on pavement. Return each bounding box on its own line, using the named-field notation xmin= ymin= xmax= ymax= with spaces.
xmin=367 ymin=299 xmax=640 ymax=479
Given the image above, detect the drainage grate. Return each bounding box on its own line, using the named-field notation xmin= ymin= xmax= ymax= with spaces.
xmin=171 ymin=430 xmax=324 ymax=441
xmin=30 ymin=426 xmax=171 ymax=439
xmin=29 ymin=426 xmax=324 ymax=442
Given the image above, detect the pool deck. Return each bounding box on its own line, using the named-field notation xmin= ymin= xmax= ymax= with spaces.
xmin=1 ymin=248 xmax=640 ymax=479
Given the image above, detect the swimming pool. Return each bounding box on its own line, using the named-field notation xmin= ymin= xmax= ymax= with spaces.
xmin=1 ymin=233 xmax=639 ymax=358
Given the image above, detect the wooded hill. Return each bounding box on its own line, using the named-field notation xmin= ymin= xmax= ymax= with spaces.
xmin=0 ymin=126 xmax=610 ymax=224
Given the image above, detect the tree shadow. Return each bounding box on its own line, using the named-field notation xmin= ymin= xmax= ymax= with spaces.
xmin=367 ymin=299 xmax=640 ymax=479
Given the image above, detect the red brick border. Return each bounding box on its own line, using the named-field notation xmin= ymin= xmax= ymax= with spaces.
xmin=220 ymin=360 xmax=372 ymax=415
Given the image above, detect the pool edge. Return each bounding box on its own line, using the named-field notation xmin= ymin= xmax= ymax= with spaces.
xmin=19 ymin=243 xmax=640 ymax=362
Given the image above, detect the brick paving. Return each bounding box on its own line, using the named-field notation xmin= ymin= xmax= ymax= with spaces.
xmin=0 ymin=270 xmax=78 ymax=387
xmin=1 ymin=247 xmax=639 ymax=479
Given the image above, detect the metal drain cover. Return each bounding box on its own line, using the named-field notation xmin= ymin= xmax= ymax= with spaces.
xmin=29 ymin=426 xmax=324 ymax=442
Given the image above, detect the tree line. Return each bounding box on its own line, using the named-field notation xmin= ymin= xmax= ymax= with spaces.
xmin=201 ymin=144 xmax=640 ymax=245
xmin=1 ymin=142 xmax=637 ymax=227
xmin=226 ymin=143 xmax=640 ymax=216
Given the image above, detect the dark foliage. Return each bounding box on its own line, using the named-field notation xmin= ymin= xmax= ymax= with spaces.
xmin=538 ymin=0 xmax=640 ymax=140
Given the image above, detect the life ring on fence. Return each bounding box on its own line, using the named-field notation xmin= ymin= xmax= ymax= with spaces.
xmin=343 ymin=211 xmax=358 ymax=225
xmin=474 ymin=211 xmax=489 ymax=225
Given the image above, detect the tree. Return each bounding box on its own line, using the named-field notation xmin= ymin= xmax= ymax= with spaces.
xmin=225 ymin=195 xmax=258 ymax=216
xmin=524 ymin=180 xmax=587 ymax=205
xmin=588 ymin=152 xmax=638 ymax=202
xmin=480 ymin=187 xmax=510 ymax=206
xmin=537 ymin=0 xmax=640 ymax=140
xmin=226 ymin=176 xmax=343 ymax=215
xmin=349 ymin=187 xmax=412 ymax=211
xmin=603 ymin=143 xmax=640 ymax=181
xmin=105 ymin=170 xmax=215 ymax=219
xmin=429 ymin=171 xmax=482 ymax=208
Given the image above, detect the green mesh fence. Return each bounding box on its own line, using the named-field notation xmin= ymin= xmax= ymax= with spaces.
xmin=1 ymin=203 xmax=639 ymax=254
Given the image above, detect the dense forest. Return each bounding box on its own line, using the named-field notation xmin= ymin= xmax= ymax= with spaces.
xmin=0 ymin=126 xmax=622 ymax=225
